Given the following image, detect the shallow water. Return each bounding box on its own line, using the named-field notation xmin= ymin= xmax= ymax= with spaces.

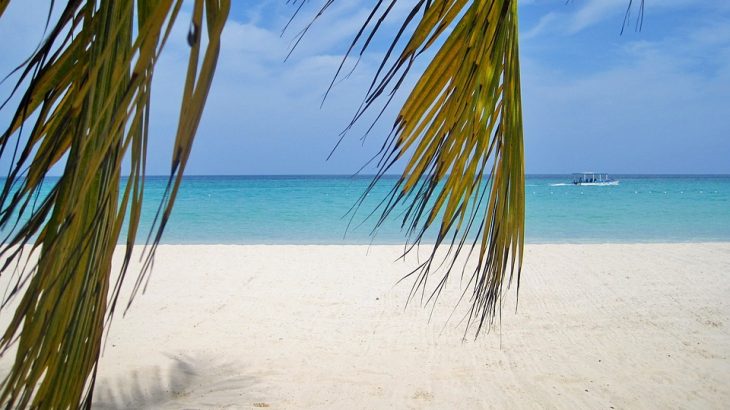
xmin=3 ymin=175 xmax=729 ymax=244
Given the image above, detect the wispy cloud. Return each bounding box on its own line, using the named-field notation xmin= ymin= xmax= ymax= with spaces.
xmin=143 ymin=1 xmax=415 ymax=175
xmin=522 ymin=0 xmax=719 ymax=38
xmin=520 ymin=11 xmax=730 ymax=173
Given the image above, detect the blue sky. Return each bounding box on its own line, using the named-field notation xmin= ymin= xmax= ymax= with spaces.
xmin=1 ymin=0 xmax=728 ymax=175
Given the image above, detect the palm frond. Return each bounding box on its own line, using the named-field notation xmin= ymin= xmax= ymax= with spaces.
xmin=0 ymin=1 xmax=229 ymax=408
xmin=299 ymin=0 xmax=525 ymax=337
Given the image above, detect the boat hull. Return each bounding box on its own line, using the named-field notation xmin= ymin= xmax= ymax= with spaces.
xmin=574 ymin=181 xmax=620 ymax=186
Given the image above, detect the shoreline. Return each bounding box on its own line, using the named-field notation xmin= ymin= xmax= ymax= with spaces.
xmin=123 ymin=239 xmax=730 ymax=246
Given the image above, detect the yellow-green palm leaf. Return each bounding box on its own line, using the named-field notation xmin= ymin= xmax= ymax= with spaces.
xmin=0 ymin=1 xmax=229 ymax=408
xmin=301 ymin=0 xmax=525 ymax=336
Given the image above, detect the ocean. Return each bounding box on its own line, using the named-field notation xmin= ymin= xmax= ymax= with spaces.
xmin=3 ymin=175 xmax=730 ymax=244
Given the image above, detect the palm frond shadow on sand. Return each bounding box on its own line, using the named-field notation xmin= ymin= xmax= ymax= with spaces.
xmin=92 ymin=353 xmax=259 ymax=409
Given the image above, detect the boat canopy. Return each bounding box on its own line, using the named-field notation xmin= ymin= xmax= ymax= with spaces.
xmin=572 ymin=172 xmax=614 ymax=184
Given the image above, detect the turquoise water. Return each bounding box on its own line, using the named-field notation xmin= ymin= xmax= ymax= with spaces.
xmin=3 ymin=175 xmax=730 ymax=244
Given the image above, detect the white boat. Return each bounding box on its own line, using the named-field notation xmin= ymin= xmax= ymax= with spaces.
xmin=572 ymin=172 xmax=619 ymax=186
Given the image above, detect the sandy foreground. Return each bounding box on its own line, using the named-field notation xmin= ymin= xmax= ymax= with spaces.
xmin=1 ymin=243 xmax=729 ymax=409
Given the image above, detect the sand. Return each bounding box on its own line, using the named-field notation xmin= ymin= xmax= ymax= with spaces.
xmin=2 ymin=243 xmax=729 ymax=408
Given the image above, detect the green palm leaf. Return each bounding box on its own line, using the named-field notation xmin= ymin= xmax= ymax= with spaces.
xmin=0 ymin=1 xmax=229 ymax=407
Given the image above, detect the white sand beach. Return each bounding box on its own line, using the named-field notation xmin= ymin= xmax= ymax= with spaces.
xmin=2 ymin=243 xmax=729 ymax=408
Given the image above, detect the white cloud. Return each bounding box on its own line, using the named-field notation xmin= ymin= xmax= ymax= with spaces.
xmin=143 ymin=2 xmax=419 ymax=175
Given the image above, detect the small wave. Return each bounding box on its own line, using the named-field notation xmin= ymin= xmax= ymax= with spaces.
xmin=549 ymin=183 xmax=571 ymax=186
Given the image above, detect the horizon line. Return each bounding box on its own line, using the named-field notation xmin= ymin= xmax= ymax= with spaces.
xmin=28 ymin=172 xmax=730 ymax=178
